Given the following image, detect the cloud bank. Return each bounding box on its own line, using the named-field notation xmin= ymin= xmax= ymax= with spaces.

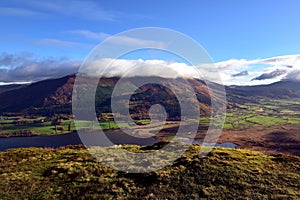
xmin=0 ymin=52 xmax=80 ymax=83
xmin=1 ymin=52 xmax=300 ymax=85
xmin=213 ymin=54 xmax=300 ymax=85
xmin=82 ymin=58 xmax=200 ymax=79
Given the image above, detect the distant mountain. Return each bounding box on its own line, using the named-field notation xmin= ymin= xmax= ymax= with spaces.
xmin=0 ymin=75 xmax=299 ymax=117
xmin=0 ymin=75 xmax=217 ymax=118
xmin=0 ymin=84 xmax=28 ymax=94
xmin=230 ymin=80 xmax=300 ymax=92
xmin=226 ymin=80 xmax=300 ymax=103
xmin=0 ymin=76 xmax=74 ymax=114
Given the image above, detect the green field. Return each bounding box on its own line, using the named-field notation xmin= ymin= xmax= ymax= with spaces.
xmin=0 ymin=117 xmax=134 ymax=136
xmin=1 ymin=98 xmax=300 ymax=135
xmin=221 ymin=98 xmax=300 ymax=129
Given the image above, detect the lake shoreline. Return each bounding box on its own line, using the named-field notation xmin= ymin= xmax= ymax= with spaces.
xmin=0 ymin=129 xmax=239 ymax=151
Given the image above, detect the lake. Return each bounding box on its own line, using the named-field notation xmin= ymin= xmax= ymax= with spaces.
xmin=0 ymin=130 xmax=237 ymax=151
xmin=0 ymin=130 xmax=158 ymax=151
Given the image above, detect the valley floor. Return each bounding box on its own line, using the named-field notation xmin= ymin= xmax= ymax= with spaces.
xmin=220 ymin=124 xmax=300 ymax=156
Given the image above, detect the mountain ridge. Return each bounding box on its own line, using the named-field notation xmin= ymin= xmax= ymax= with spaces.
xmin=0 ymin=75 xmax=299 ymax=116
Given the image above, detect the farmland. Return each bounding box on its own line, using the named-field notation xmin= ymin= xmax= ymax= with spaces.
xmin=222 ymin=98 xmax=300 ymax=129
xmin=1 ymin=98 xmax=300 ymax=137
xmin=0 ymin=116 xmax=131 ymax=137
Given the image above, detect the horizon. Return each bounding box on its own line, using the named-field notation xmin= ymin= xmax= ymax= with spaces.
xmin=0 ymin=68 xmax=299 ymax=87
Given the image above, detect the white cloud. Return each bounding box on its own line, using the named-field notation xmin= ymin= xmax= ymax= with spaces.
xmin=82 ymin=59 xmax=198 ymax=78
xmin=1 ymin=51 xmax=300 ymax=85
xmin=1 ymin=0 xmax=149 ymax=21
xmin=9 ymin=0 xmax=117 ymax=21
xmin=67 ymin=30 xmax=166 ymax=48
xmin=34 ymin=38 xmax=92 ymax=48
xmin=284 ymin=69 xmax=300 ymax=81
xmin=0 ymin=52 xmax=80 ymax=82
xmin=109 ymin=35 xmax=166 ymax=48
xmin=66 ymin=30 xmax=110 ymax=41
xmin=80 ymin=59 xmax=226 ymax=84
xmin=0 ymin=7 xmax=44 ymax=17
xmin=212 ymin=54 xmax=300 ymax=85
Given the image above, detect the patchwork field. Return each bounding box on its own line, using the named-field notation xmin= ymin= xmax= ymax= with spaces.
xmin=222 ymin=98 xmax=300 ymax=129
xmin=0 ymin=117 xmax=133 ymax=137
xmin=1 ymin=98 xmax=300 ymax=157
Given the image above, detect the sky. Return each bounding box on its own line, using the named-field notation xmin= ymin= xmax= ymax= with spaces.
xmin=0 ymin=0 xmax=300 ymax=85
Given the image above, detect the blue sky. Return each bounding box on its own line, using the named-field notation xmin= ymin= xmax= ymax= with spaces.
xmin=0 ymin=0 xmax=300 ymax=84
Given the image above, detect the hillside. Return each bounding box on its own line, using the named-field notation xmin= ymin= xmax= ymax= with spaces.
xmin=0 ymin=75 xmax=216 ymax=118
xmin=0 ymin=84 xmax=27 ymax=94
xmin=231 ymin=80 xmax=300 ymax=92
xmin=0 ymin=76 xmax=73 ymax=113
xmin=0 ymin=145 xmax=299 ymax=199
xmin=227 ymin=80 xmax=300 ymax=103
xmin=0 ymin=75 xmax=299 ymax=117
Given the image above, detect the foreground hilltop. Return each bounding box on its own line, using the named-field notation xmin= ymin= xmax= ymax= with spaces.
xmin=0 ymin=145 xmax=299 ymax=199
